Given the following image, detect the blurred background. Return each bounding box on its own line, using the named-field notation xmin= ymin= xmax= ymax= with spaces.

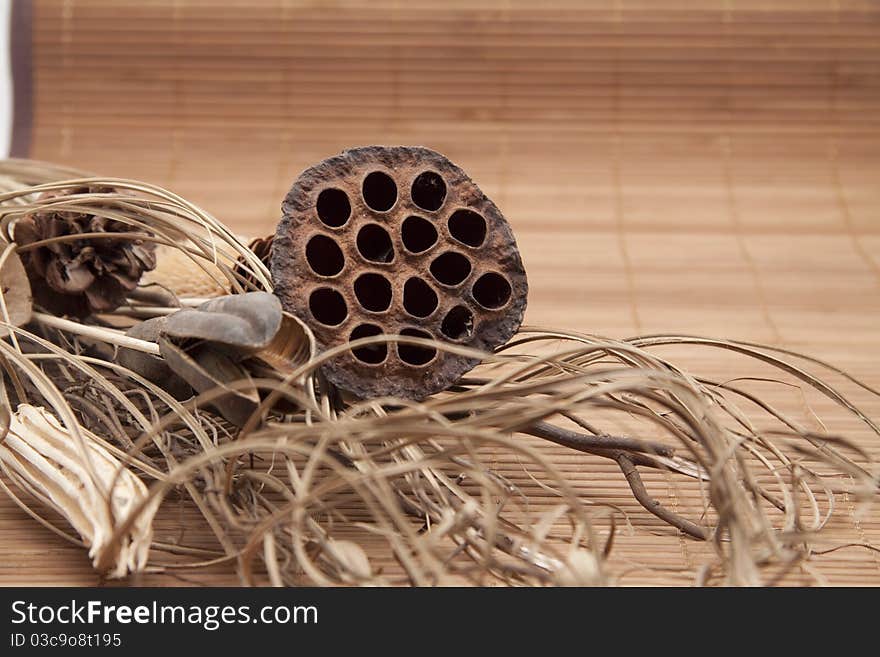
xmin=0 ymin=1 xmax=11 ymax=156
xmin=2 ymin=0 xmax=880 ymax=584
xmin=5 ymin=0 xmax=878 ymax=346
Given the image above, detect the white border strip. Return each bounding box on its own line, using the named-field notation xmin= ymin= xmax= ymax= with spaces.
xmin=0 ymin=0 xmax=12 ymax=159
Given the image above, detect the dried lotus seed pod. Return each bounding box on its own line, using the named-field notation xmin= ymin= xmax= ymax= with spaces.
xmin=271 ymin=145 xmax=528 ymax=400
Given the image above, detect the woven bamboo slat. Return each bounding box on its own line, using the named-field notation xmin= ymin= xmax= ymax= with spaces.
xmin=2 ymin=0 xmax=878 ymax=585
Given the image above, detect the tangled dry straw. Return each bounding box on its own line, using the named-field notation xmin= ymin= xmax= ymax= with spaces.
xmin=0 ymin=158 xmax=877 ymax=586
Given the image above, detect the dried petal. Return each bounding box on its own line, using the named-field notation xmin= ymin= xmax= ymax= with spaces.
xmin=129 ymin=243 xmax=157 ymax=271
xmin=45 ymin=257 xmax=96 ymax=293
xmin=83 ymin=276 xmax=127 ymax=312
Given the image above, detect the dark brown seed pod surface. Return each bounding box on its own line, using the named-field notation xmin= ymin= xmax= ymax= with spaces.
xmin=272 ymin=146 xmax=528 ymax=400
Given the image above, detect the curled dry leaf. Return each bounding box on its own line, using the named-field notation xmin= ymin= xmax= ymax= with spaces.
xmin=0 ymin=405 xmax=159 ymax=578
xmin=162 ymin=292 xmax=283 ymax=353
xmin=118 ymin=316 xmax=193 ymax=400
xmin=119 ymin=293 xmax=316 ymax=425
xmin=0 ymin=247 xmax=33 ymax=337
xmin=256 ymin=311 xmax=317 ymax=375
xmin=159 ymin=338 xmax=261 ymax=428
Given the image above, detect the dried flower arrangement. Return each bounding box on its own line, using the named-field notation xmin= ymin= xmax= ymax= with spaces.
xmin=0 ymin=152 xmax=877 ymax=586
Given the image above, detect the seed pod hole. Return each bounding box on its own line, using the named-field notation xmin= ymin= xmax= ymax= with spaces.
xmin=353 ymin=273 xmax=392 ymax=312
xmin=309 ymin=288 xmax=348 ymax=326
xmin=430 ymin=251 xmax=472 ymax=286
xmin=401 ymin=216 xmax=438 ymax=254
xmin=356 ymin=224 xmax=394 ymax=263
xmin=411 ymin=171 xmax=447 ymax=212
xmin=448 ymin=209 xmax=487 ymax=248
xmin=441 ymin=305 xmax=474 ymax=340
xmin=398 ymin=328 xmax=437 ymax=366
xmin=472 ymin=272 xmax=512 ymax=309
xmin=316 ymin=188 xmax=351 ymax=227
xmin=403 ymin=277 xmax=439 ymax=318
xmin=350 ymin=323 xmax=388 ymax=364
xmin=305 ymin=234 xmax=345 ymax=276
xmin=363 ymin=171 xmax=397 ymax=212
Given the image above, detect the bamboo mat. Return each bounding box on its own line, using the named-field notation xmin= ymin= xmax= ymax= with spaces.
xmin=2 ymin=0 xmax=880 ymax=585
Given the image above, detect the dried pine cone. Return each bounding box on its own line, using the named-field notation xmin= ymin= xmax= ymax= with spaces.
xmin=230 ymin=235 xmax=274 ymax=292
xmin=248 ymin=235 xmax=274 ymax=265
xmin=13 ymin=185 xmax=157 ymax=317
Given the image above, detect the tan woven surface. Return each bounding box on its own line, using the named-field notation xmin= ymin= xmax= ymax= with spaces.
xmin=2 ymin=0 xmax=880 ymax=585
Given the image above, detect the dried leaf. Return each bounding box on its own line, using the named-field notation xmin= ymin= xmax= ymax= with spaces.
xmin=0 ymin=248 xmax=33 ymax=337
xmin=118 ymin=295 xmax=315 ymax=423
xmin=254 ymin=311 xmax=316 ymax=375
xmin=0 ymin=405 xmax=159 ymax=577
xmin=162 ymin=292 xmax=283 ymax=354
xmin=119 ymin=316 xmax=193 ymax=400
xmin=159 ymin=338 xmax=260 ymax=427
